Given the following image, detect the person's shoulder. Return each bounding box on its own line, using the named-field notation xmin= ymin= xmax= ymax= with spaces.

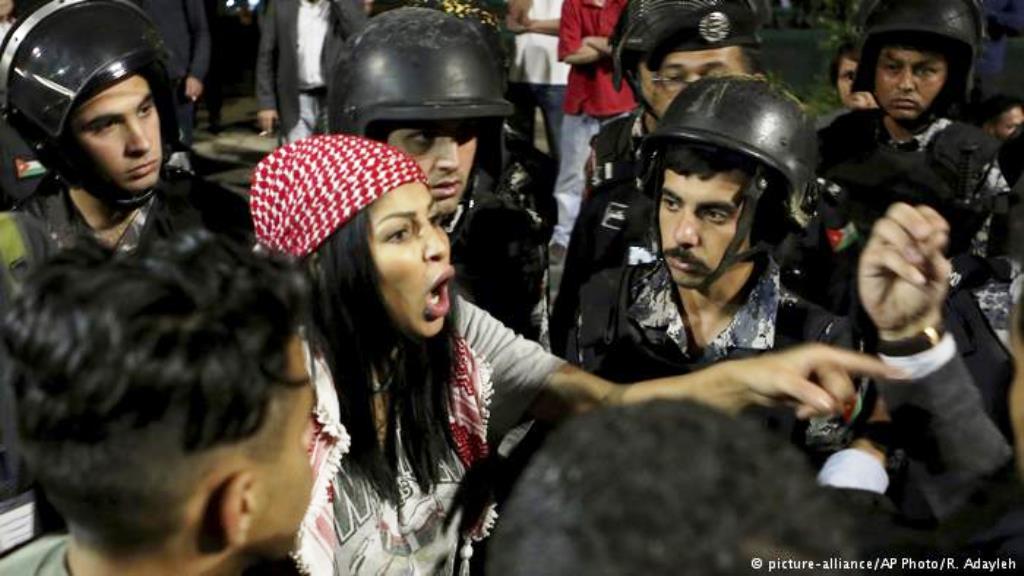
xmin=817 ymin=109 xmax=882 ymax=170
xmin=0 ymin=535 xmax=69 ymax=576
xmin=158 ymin=169 xmax=253 ymax=236
xmin=818 ymin=109 xmax=880 ymax=143
xmin=933 ymin=119 xmax=1001 ymax=154
xmin=596 ymin=113 xmax=635 ymax=137
xmin=12 ymin=174 xmax=63 ymax=213
xmin=777 ymin=282 xmax=850 ymax=343
xmin=453 ymin=295 xmax=490 ymax=337
xmin=590 ymin=113 xmax=638 ymax=170
xmin=580 ymin=261 xmax=649 ymax=307
xmin=161 ymin=168 xmax=244 ymax=203
xmin=778 ymin=287 xmax=837 ymax=317
xmin=942 ymin=118 xmax=995 ymax=139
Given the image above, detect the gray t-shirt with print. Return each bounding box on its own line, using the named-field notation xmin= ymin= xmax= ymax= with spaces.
xmin=330 ymin=298 xmax=564 ymax=575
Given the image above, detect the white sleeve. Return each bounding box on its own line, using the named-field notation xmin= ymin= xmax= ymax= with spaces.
xmin=878 ymin=333 xmax=957 ymax=380
xmin=817 ymin=449 xmax=890 ymax=494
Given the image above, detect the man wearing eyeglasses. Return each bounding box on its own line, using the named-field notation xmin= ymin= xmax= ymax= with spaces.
xmin=550 ymin=0 xmax=769 ymax=355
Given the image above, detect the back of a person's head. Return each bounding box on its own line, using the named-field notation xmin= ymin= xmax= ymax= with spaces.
xmin=489 ymin=401 xmax=857 ymax=576
xmin=1 ymin=231 xmax=309 ymax=552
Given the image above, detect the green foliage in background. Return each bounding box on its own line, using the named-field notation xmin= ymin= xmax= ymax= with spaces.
xmin=785 ymin=0 xmax=865 ymax=116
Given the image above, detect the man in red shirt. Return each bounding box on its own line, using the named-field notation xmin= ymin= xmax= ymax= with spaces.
xmin=552 ymin=0 xmax=635 ymax=256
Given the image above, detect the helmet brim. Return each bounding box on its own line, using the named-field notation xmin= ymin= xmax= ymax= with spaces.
xmin=354 ymin=101 xmax=513 ymax=134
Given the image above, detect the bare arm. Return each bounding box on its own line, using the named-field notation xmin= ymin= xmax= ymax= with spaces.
xmin=507 ymin=0 xmax=533 ymax=24
xmin=561 ymin=44 xmax=602 ymax=65
xmin=557 ymin=0 xmax=598 ymax=64
xmin=529 ymin=345 xmax=903 ymax=422
xmin=527 ymin=18 xmax=561 ymax=35
xmin=583 ymin=36 xmax=611 ymax=55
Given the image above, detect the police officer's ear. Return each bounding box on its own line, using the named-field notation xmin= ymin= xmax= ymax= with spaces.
xmin=304 ymin=251 xmax=322 ymax=285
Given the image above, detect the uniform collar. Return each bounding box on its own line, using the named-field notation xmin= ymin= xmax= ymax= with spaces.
xmin=881 ymin=117 xmax=952 ymax=150
xmin=628 ymin=257 xmax=784 ymax=362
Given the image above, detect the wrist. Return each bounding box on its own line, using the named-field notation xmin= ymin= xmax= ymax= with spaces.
xmin=877 ymin=322 xmax=945 ymax=357
xmin=877 ymin=308 xmax=943 ymax=342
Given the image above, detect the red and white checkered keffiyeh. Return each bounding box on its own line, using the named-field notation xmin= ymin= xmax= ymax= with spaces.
xmin=249 ymin=134 xmax=428 ymax=256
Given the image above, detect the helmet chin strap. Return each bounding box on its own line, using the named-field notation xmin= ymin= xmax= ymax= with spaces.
xmin=58 ymin=140 xmax=162 ymax=210
xmin=72 ymin=169 xmax=158 ymax=210
xmin=444 ymin=170 xmax=479 ymax=235
xmin=106 ymin=186 xmax=156 ymax=209
xmin=693 ymin=167 xmax=769 ymax=293
xmin=625 ymin=69 xmax=662 ymax=125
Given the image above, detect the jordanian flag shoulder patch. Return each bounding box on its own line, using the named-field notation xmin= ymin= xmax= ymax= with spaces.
xmin=14 ymin=156 xmax=45 ymax=180
xmin=826 ymin=222 xmax=860 ymax=253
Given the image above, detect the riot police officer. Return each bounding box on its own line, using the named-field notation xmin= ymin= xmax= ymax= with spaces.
xmin=568 ymin=76 xmax=829 ymax=382
xmin=330 ymin=7 xmax=550 ymax=340
xmin=551 ymin=0 xmax=770 ymax=354
xmin=818 ymin=0 xmax=1007 ymax=259
xmin=0 ymin=0 xmax=252 ymax=252
xmin=567 ymin=78 xmax=1014 ymax=516
xmin=805 ymin=0 xmax=1014 ymax=438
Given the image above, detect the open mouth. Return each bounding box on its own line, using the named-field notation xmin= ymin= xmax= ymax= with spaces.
xmin=424 ymin=266 xmax=455 ymax=321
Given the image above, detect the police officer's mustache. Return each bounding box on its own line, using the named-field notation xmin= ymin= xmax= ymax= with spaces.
xmin=663 ymin=247 xmax=712 ymax=275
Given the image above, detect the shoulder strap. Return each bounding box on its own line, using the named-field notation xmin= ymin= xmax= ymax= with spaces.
xmin=590 ymin=115 xmax=639 ymax=190
xmin=571 ymin=265 xmax=636 ymax=370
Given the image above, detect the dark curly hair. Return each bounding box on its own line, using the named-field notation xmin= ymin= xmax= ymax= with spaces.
xmin=489 ymin=401 xmax=857 ymax=575
xmin=1 ymin=231 xmax=309 ymax=551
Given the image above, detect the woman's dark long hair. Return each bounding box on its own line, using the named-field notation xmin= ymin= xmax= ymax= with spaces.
xmin=309 ymin=210 xmax=457 ymax=503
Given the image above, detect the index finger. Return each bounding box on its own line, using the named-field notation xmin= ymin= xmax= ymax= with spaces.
xmin=797 ymin=345 xmax=907 ymax=381
xmin=814 ymin=364 xmax=857 ymax=407
xmin=759 ymin=374 xmax=838 ymax=417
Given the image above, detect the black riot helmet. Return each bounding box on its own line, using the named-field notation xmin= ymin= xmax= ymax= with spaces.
xmin=612 ymin=0 xmax=770 ymax=96
xmin=329 ymin=7 xmax=512 ymax=204
xmin=0 ymin=0 xmax=178 ymax=209
xmin=329 ymin=7 xmax=511 ymax=136
xmin=403 ymin=0 xmax=508 ymax=72
xmin=642 ymin=76 xmax=817 ymax=290
xmin=853 ymin=0 xmax=984 ymax=116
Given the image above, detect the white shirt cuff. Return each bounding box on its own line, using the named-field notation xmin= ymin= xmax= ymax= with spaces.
xmin=817 ymin=448 xmax=890 ymax=494
xmin=879 ymin=333 xmax=957 ymax=380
